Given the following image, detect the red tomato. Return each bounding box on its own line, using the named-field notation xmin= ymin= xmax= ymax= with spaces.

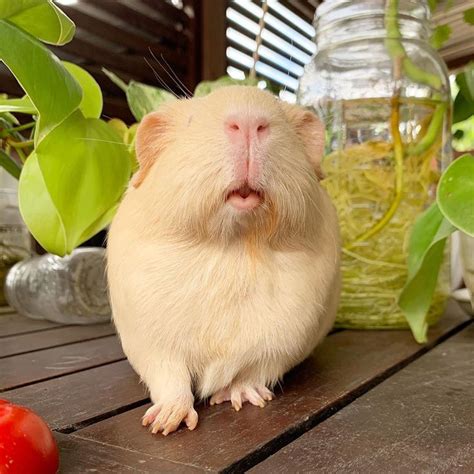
xmin=0 ymin=400 xmax=59 ymax=474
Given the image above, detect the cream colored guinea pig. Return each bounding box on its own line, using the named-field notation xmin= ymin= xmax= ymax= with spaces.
xmin=107 ymin=85 xmax=341 ymax=436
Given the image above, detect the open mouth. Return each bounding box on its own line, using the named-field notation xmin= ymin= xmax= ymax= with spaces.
xmin=226 ymin=183 xmax=262 ymax=211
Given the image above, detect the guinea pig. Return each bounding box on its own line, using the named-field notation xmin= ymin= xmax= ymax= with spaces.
xmin=107 ymin=85 xmax=341 ymax=436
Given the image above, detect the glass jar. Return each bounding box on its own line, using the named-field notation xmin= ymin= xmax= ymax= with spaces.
xmin=0 ymin=189 xmax=31 ymax=307
xmin=5 ymin=248 xmax=110 ymax=324
xmin=299 ymin=0 xmax=451 ymax=328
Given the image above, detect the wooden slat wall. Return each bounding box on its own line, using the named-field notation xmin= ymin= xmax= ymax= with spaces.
xmin=434 ymin=0 xmax=474 ymax=69
xmin=0 ymin=0 xmax=199 ymax=123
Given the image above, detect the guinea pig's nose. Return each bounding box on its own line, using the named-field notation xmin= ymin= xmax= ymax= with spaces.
xmin=225 ymin=115 xmax=269 ymax=143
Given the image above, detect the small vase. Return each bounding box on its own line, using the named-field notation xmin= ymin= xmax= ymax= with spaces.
xmin=5 ymin=247 xmax=111 ymax=324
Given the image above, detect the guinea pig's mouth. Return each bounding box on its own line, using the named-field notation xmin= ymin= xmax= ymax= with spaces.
xmin=226 ymin=183 xmax=263 ymax=211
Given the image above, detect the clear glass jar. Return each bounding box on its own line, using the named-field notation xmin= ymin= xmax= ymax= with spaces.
xmin=5 ymin=248 xmax=110 ymax=324
xmin=299 ymin=0 xmax=451 ymax=328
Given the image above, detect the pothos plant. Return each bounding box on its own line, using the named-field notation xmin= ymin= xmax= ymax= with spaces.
xmin=382 ymin=0 xmax=474 ymax=342
xmin=0 ymin=0 xmax=131 ymax=256
xmin=0 ymin=0 xmax=260 ymax=259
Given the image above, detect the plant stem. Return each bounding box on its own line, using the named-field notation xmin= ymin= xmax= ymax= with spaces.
xmin=407 ymin=101 xmax=446 ymax=155
xmin=15 ymin=147 xmax=26 ymax=163
xmin=346 ymin=93 xmax=405 ymax=249
xmin=7 ymin=138 xmax=33 ymax=149
xmin=4 ymin=121 xmax=35 ymax=133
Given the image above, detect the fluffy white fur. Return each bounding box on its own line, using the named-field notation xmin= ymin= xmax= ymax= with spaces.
xmin=107 ymin=86 xmax=341 ymax=435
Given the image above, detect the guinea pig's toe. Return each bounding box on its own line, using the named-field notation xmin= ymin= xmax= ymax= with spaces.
xmin=184 ymin=408 xmax=199 ymax=431
xmin=243 ymin=387 xmax=267 ymax=408
xmin=210 ymin=388 xmax=230 ymax=406
xmin=142 ymin=404 xmax=161 ymax=427
xmin=256 ymin=386 xmax=275 ymax=402
xmin=228 ymin=383 xmax=275 ymax=411
xmin=146 ymin=402 xmax=198 ymax=436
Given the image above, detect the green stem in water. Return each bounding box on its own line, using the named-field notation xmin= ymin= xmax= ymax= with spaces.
xmin=346 ymin=95 xmax=405 ymax=249
xmin=407 ymin=102 xmax=446 ymax=155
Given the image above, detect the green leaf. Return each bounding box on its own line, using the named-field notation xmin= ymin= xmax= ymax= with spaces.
xmin=194 ymin=75 xmax=259 ymax=97
xmin=63 ymin=62 xmax=102 ymax=119
xmin=0 ymin=148 xmax=21 ymax=179
xmin=464 ymin=7 xmax=474 ymax=25
xmin=1 ymin=0 xmax=75 ymax=45
xmin=126 ymin=81 xmax=175 ymax=121
xmin=19 ymin=151 xmax=68 ymax=255
xmin=453 ymin=64 xmax=474 ymax=124
xmin=0 ymin=96 xmax=36 ymax=114
xmin=437 ymin=154 xmax=474 ymax=236
xmin=430 ymin=24 xmax=451 ymax=49
xmin=102 ymin=68 xmax=128 ymax=93
xmin=0 ymin=19 xmax=82 ymax=143
xmin=399 ymin=203 xmax=455 ymax=343
xmin=102 ymin=68 xmax=176 ymax=121
xmin=19 ymin=111 xmax=131 ymax=256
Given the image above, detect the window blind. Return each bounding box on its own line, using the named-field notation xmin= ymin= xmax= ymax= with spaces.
xmin=226 ymin=0 xmax=317 ymax=103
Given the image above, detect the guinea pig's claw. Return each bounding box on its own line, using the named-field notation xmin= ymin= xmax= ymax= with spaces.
xmin=143 ymin=402 xmax=198 ymax=436
xmin=210 ymin=384 xmax=274 ymax=412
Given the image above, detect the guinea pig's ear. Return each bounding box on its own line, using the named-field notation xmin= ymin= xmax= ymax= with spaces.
xmin=132 ymin=111 xmax=167 ymax=188
xmin=281 ymin=103 xmax=326 ymax=180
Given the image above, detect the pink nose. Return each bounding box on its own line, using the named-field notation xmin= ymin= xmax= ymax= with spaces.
xmin=224 ymin=115 xmax=269 ymax=143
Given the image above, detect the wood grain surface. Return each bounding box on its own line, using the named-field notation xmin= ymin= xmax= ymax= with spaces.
xmin=250 ymin=323 xmax=474 ymax=474
xmin=2 ymin=360 xmax=146 ymax=432
xmin=0 ymin=336 xmax=124 ymax=391
xmin=56 ymin=433 xmax=206 ymax=473
xmin=0 ymin=323 xmax=115 ymax=358
xmin=71 ymin=304 xmax=469 ymax=472
xmin=0 ymin=312 xmax=60 ymax=337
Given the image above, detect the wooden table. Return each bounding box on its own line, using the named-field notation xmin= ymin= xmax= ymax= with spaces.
xmin=1 ymin=301 xmax=472 ymax=473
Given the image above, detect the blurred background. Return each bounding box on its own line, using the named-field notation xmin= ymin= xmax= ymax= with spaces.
xmin=1 ymin=0 xmax=472 ymax=125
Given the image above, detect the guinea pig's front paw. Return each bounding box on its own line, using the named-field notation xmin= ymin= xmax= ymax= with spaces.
xmin=210 ymin=384 xmax=274 ymax=412
xmin=142 ymin=400 xmax=198 ymax=436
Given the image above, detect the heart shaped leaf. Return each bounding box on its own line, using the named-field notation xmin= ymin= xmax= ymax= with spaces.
xmin=0 ymin=0 xmax=75 ymax=45
xmin=0 ymin=19 xmax=81 ymax=143
xmin=63 ymin=62 xmax=103 ymax=119
xmin=398 ymin=203 xmax=455 ymax=343
xmin=19 ymin=111 xmax=131 ymax=255
xmin=437 ymin=154 xmax=474 ymax=236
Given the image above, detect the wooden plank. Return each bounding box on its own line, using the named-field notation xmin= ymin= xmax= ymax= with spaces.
xmin=0 ymin=336 xmax=124 ymax=391
xmin=59 ymin=38 xmax=160 ymax=84
xmin=61 ymin=5 xmax=186 ymax=69
xmin=0 ymin=323 xmax=115 ymax=359
xmin=0 ymin=313 xmax=60 ymax=338
xmin=72 ymin=302 xmax=468 ymax=472
xmin=3 ymin=360 xmax=145 ymax=431
xmin=251 ymin=323 xmax=474 ymax=474
xmin=199 ymin=0 xmax=227 ymax=81
xmin=138 ymin=0 xmax=189 ymax=26
xmin=56 ymin=433 xmax=206 ymax=473
xmin=80 ymin=0 xmax=186 ymax=48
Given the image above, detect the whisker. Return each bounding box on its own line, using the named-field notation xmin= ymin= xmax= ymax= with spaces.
xmin=144 ymin=57 xmax=180 ymax=99
xmin=148 ymin=48 xmax=191 ymax=98
xmin=156 ymin=50 xmax=193 ymax=98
